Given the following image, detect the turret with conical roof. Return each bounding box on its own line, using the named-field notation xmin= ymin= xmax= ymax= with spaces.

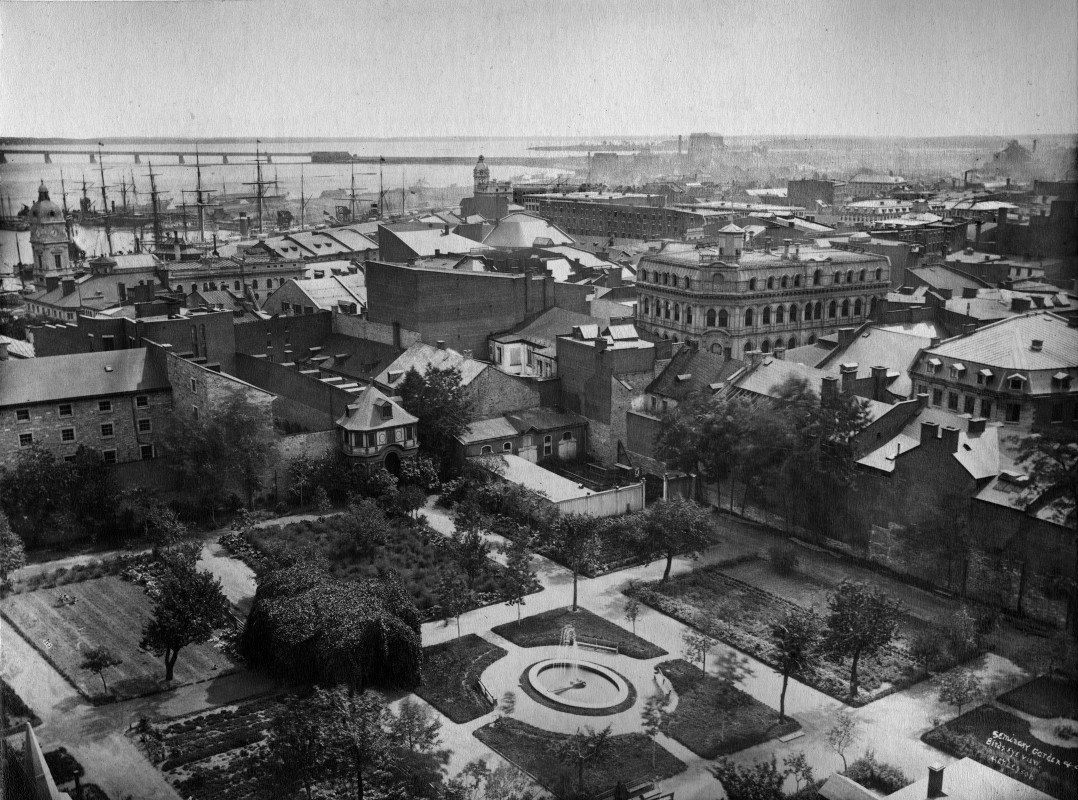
xmin=27 ymin=181 xmax=73 ymax=284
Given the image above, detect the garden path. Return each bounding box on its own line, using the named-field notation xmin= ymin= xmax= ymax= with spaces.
xmin=418 ymin=496 xmax=1035 ymax=800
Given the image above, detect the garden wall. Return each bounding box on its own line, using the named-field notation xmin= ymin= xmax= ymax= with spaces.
xmin=557 ymin=481 xmax=645 ymax=516
xmin=271 ymin=430 xmax=338 ymax=498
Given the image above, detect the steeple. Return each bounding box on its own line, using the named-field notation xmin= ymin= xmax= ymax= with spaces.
xmin=27 ymin=181 xmax=73 ymax=285
xmin=473 ymin=154 xmax=490 ymax=193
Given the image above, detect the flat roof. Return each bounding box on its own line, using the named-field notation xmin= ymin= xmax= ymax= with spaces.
xmin=479 ymin=453 xmax=596 ymax=503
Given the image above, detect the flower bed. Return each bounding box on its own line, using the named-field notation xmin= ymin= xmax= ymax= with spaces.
xmin=998 ymin=675 xmax=1078 ymax=720
xmin=657 ymin=659 xmax=799 ymax=758
xmin=414 ymin=634 xmax=509 ymax=723
xmin=629 ymin=566 xmax=964 ymax=706
xmin=922 ymin=704 xmax=1078 ymax=800
xmin=474 ymin=717 xmax=685 ymax=798
xmin=491 ymin=606 xmax=667 ymax=660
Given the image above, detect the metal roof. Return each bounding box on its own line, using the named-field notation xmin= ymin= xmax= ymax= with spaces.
xmin=0 ymin=349 xmax=170 ymax=407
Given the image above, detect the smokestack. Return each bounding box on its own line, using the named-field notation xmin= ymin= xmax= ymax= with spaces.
xmin=927 ymin=764 xmax=945 ymax=799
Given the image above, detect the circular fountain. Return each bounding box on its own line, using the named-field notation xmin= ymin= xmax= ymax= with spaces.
xmin=522 ymin=625 xmax=634 ymax=715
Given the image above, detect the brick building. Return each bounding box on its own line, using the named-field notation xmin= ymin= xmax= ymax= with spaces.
xmin=0 ymin=349 xmax=172 ymax=469
xmin=531 ymin=192 xmax=728 ymax=241
xmin=635 ymin=227 xmax=890 ymax=359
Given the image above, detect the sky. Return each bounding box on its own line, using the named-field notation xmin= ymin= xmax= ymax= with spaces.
xmin=1 ymin=0 xmax=1076 ymax=139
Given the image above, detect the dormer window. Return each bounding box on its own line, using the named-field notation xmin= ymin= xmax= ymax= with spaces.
xmin=977 ymin=368 xmax=994 ymax=385
xmin=1008 ymin=373 xmax=1028 ymax=391
xmin=926 ymin=357 xmax=942 ymax=374
xmin=380 ymin=403 xmax=393 ymax=420
xmin=949 ymin=363 xmax=966 ymax=379
xmin=1053 ymin=371 xmax=1071 ymax=390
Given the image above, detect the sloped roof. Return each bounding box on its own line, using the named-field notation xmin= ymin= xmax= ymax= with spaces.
xmin=287 ymin=273 xmax=366 ymax=310
xmin=731 ymin=357 xmax=837 ymax=399
xmin=374 ymin=342 xmax=487 ymax=389
xmin=458 ymin=408 xmax=589 ymax=445
xmin=320 ymin=227 xmax=378 ymax=252
xmin=817 ymin=325 xmax=933 ymax=398
xmin=908 ymin=265 xmax=986 ymax=294
xmin=306 ymin=333 xmax=401 ymax=381
xmin=0 ymin=349 xmax=169 ymax=407
xmin=481 ymin=212 xmax=575 ymax=249
xmin=926 ymin=312 xmax=1078 ymax=372
xmin=382 ymin=225 xmax=493 ymax=257
xmin=817 ymin=774 xmax=876 ymax=800
xmin=491 ymin=307 xmax=603 ymax=347
xmin=887 ymin=757 xmax=1051 ymax=800
xmin=335 ymin=385 xmax=417 ymax=432
xmin=858 ymin=407 xmax=1001 ymax=479
xmin=0 ymin=334 xmax=35 ymax=359
xmin=648 ymin=349 xmax=745 ymax=400
xmin=478 ymin=453 xmax=595 ymax=503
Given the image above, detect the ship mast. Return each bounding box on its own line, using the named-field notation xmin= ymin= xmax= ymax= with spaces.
xmin=96 ymin=143 xmax=114 ymax=255
xmin=241 ymin=141 xmax=276 ymax=235
xmin=147 ymin=160 xmax=163 ymax=251
xmin=59 ymin=170 xmax=73 ymax=244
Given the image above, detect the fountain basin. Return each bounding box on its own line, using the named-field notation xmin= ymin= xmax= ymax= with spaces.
xmin=525 ymin=658 xmax=632 ymax=713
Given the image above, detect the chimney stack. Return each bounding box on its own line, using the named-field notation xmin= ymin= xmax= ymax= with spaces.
xmin=941 ymin=425 xmax=961 ymax=452
xmin=839 ymin=363 xmax=858 ymax=394
xmin=967 ymin=417 xmax=987 ymax=435
xmin=1031 ymin=339 xmax=1043 ymax=352
xmin=46 ymin=276 xmax=60 ymax=293
xmin=773 ymin=345 xmax=785 ymax=360
xmin=916 ymin=391 xmax=930 ymax=409
xmin=838 ymin=327 xmax=857 ymax=346
xmin=783 ymin=239 xmax=792 ymax=258
xmin=821 ymin=375 xmax=839 ymax=404
xmin=927 ymin=764 xmax=945 ymax=799
xmin=920 ymin=420 xmax=940 ymax=444
xmin=871 ymin=364 xmax=888 ymax=400
xmin=436 ymin=340 xmax=447 ymax=350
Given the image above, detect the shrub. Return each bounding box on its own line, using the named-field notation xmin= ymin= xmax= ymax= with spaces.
xmin=769 ymin=543 xmax=798 ymax=575
xmin=844 ymin=750 xmax=910 ymax=794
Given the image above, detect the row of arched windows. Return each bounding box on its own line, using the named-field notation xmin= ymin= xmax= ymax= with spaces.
xmin=638 ymin=269 xmax=692 ymax=290
xmin=742 ymin=337 xmax=803 ymax=354
xmin=643 ymin=297 xmax=873 ymax=328
xmin=178 ymin=276 xmax=289 ymax=295
xmin=736 ymin=267 xmax=885 ymax=292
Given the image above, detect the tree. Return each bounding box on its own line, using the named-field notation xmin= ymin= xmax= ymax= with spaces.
xmin=140 ymin=559 xmax=230 ymax=681
xmin=79 ymin=646 xmax=123 ymax=695
xmin=0 ymin=446 xmax=71 ymax=541
xmin=783 ymin=751 xmax=815 ymax=793
xmin=710 ymin=755 xmax=787 ymax=800
xmin=624 ymin=596 xmax=641 ymax=636
xmin=288 ymin=451 xmax=318 ymax=507
xmin=345 ymin=497 xmax=391 ymax=556
xmin=826 ymin=710 xmax=859 ymax=771
xmin=388 ymin=698 xmax=450 ymax=795
xmin=437 ymin=570 xmax=470 ymax=638
xmin=770 ymin=610 xmax=820 ymax=722
xmin=146 ymin=505 xmax=191 ymax=556
xmin=823 ymin=581 xmax=902 ymax=697
xmin=711 ymin=649 xmax=754 ymax=704
xmin=396 ymin=484 xmax=427 ymax=520
xmin=399 ymin=365 xmax=474 ymax=469
xmin=682 ymin=629 xmax=713 ymax=673
xmin=640 ymin=692 xmax=667 ymax=770
xmin=937 ymin=669 xmax=981 ymax=717
xmin=908 ymin=629 xmax=944 ymax=678
xmin=0 ymin=510 xmax=26 ymax=592
xmin=637 ymin=498 xmax=713 ymax=582
xmin=499 ymin=691 xmax=516 ymax=719
xmin=555 ymin=725 xmax=611 ymax=797
xmin=502 ymin=537 xmax=535 ymax=623
xmin=315 ymin=687 xmax=393 ymax=800
xmin=313 ymin=486 xmax=332 ymax=516
xmin=553 ymin=514 xmax=601 ymax=612
xmin=264 ymin=696 xmax=331 ymax=800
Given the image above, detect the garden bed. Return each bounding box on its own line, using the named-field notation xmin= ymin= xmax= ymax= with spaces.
xmin=657 ymin=659 xmax=799 ymax=758
xmin=629 ymin=566 xmax=968 ymax=706
xmin=414 ymin=634 xmax=509 ymax=723
xmin=922 ymin=704 xmax=1078 ymax=800
xmin=474 ymin=717 xmax=685 ymax=798
xmin=999 ymin=675 xmax=1078 ymax=720
xmin=222 ymin=516 xmax=538 ymax=620
xmin=0 ymin=576 xmax=237 ymax=700
xmin=491 ymin=607 xmax=667 ymax=660
xmin=1 ymin=679 xmax=39 ymax=735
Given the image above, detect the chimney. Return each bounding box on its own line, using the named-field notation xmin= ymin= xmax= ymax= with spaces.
xmin=821 ymin=375 xmax=839 ymax=404
xmin=962 ymin=322 xmax=977 ymax=335
xmin=930 ymin=336 xmax=941 ymax=347
xmin=916 ymin=391 xmax=930 ymax=409
xmin=596 ymin=337 xmax=609 ymax=353
xmin=0 ymin=341 xmax=8 ymax=361
xmin=118 ymin=282 xmax=127 ymax=302
xmin=392 ymin=321 xmax=402 ymax=349
xmin=61 ymin=279 xmax=76 ymax=296
xmin=443 ymin=223 xmax=450 ymax=235
xmin=1031 ymin=339 xmax=1043 ymax=352
xmin=998 ymin=207 xmax=1009 ymax=226
xmin=871 ymin=364 xmax=888 ymax=400
xmin=840 ymin=363 xmax=858 ymax=394
xmin=838 ymin=327 xmax=856 ymax=346
xmin=920 ymin=420 xmax=940 ymax=444
xmin=173 ymin=242 xmax=181 ymax=262
xmin=46 ymin=276 xmax=60 ymax=293
xmin=927 ymin=764 xmax=945 ymax=799
xmin=1011 ymin=296 xmax=1031 ymax=312
xmin=968 ymin=417 xmax=987 ymax=435
xmin=961 ymin=287 xmax=977 ymax=299
xmin=462 ymin=349 xmax=473 ymax=359
xmin=436 ymin=340 xmax=447 ymax=350
xmin=783 ymin=239 xmax=792 ymax=258
xmin=941 ymin=426 xmax=960 ymax=452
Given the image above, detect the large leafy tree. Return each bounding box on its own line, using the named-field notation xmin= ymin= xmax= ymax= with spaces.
xmin=823 ymin=581 xmax=902 ymax=697
xmin=264 ymin=698 xmax=331 ymax=800
xmin=555 ymin=725 xmax=611 ymax=797
xmin=710 ymin=755 xmax=788 ymax=800
xmin=637 ymin=498 xmax=714 ymax=582
xmin=0 ymin=510 xmax=26 ymax=592
xmin=79 ymin=645 xmax=123 ymax=695
xmin=316 ymin=687 xmax=394 ymax=800
xmin=770 ymin=609 xmax=820 ymax=721
xmin=140 ymin=559 xmax=230 ymax=681
xmin=552 ymin=513 xmax=602 ymax=612
xmin=399 ymin=365 xmax=474 ymax=469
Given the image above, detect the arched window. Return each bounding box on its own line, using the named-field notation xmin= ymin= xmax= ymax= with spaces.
xmin=781 ymin=276 xmax=789 ymax=288
xmin=639 ymin=269 xmax=648 ymax=282
xmin=654 ymin=298 xmax=661 ymax=316
xmin=664 ymin=301 xmax=671 ymax=319
xmin=814 ymin=301 xmax=822 ymax=319
xmin=828 ymin=300 xmax=837 ymax=318
xmin=859 ymin=269 xmax=866 ymax=282
xmin=203 ymin=282 xmax=209 ymax=291
xmin=252 ymin=279 xmax=259 ymax=290
xmin=706 ymin=308 xmax=716 ymax=326
xmin=481 ymin=445 xmax=493 ymax=455
xmin=683 ymin=276 xmax=691 ymax=289
xmin=789 ymin=304 xmax=797 ymax=322
xmin=234 ymin=281 xmax=240 ymax=290
xmin=794 ymin=274 xmax=801 ymax=287
xmin=749 ymin=278 xmax=757 ymax=291
xmin=673 ymin=303 xmax=681 ymax=321
xmin=846 ymin=270 xmax=853 ymax=283
xmin=503 ymin=442 xmax=513 ymax=452
xmin=776 ymin=305 xmax=785 ymax=323
xmin=663 ymin=273 xmax=670 ymax=285
xmin=685 ymin=306 xmax=693 ymax=324
xmin=841 ymin=299 xmax=850 ymax=317
xmin=761 ymin=339 xmax=771 ymax=353
xmin=642 ymin=298 xmax=650 ymax=315
xmin=808 ymin=333 xmax=817 ymax=344
xmin=767 ymin=277 xmax=774 ymax=290
xmin=190 ymin=284 xmax=197 ymax=294
xmin=718 ymin=309 xmax=729 ymax=327
xmin=672 ymin=335 xmax=679 ymax=343
xmin=744 ymin=308 xmax=754 ymax=326
xmin=562 ymin=431 xmax=573 ymax=441
xmin=662 ymin=332 xmax=669 ymax=339
xmin=875 ymin=268 xmax=883 ymax=281
xmin=833 ymin=272 xmax=840 ymax=285
xmin=854 ymin=298 xmax=863 ymax=316
xmin=813 ymin=270 xmax=822 ymax=285
xmin=762 ymin=306 xmax=772 ymax=325
xmin=744 ymin=341 xmax=754 ymax=352
xmin=788 ymin=336 xmax=797 ymax=350
xmin=804 ymin=302 xmax=813 ymax=321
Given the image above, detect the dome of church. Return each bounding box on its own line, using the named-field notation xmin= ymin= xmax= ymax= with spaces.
xmin=28 ymin=182 xmax=64 ymax=225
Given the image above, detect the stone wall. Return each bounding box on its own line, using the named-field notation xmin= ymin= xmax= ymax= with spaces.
xmin=332 ymin=314 xmax=422 ymax=349
xmin=469 ymin=368 xmax=540 ymax=419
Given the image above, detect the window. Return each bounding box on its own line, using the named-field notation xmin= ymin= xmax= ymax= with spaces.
xmin=762 ymin=306 xmax=771 ymax=325
xmin=192 ymin=406 xmax=200 ymax=421
xmin=1005 ymin=402 xmax=1022 ymax=423
xmin=135 ymin=395 xmax=149 ymax=408
xmin=718 ymin=309 xmax=728 ymax=327
xmin=639 ymin=269 xmax=648 ymax=282
xmin=54 ymin=253 xmax=62 ymax=270
xmin=828 ymin=301 xmax=837 ymax=318
xmin=503 ymin=441 xmax=513 ymax=452
xmin=137 ymin=418 xmax=152 ymax=433
xmin=813 ymin=270 xmax=822 ymax=285
xmin=854 ymin=299 xmax=863 ymax=316
xmin=846 ymin=270 xmax=853 ymax=283
xmin=58 ymin=403 xmax=73 ymax=417
xmin=947 ymin=392 xmax=959 ymax=410
xmin=776 ymin=305 xmax=785 ymax=323
xmin=766 ymin=277 xmax=774 ymax=290
xmin=932 ymin=388 xmax=943 ymax=406
xmin=981 ymin=399 xmax=993 ymax=418
xmin=190 ymin=378 xmax=197 ymax=393
xmin=381 ymin=403 xmax=393 ymax=420
xmin=1009 ymin=376 xmax=1026 ymax=391
xmin=804 ymin=303 xmax=813 ymax=321
xmin=1051 ymin=403 xmax=1064 ymax=423
xmin=963 ymin=396 xmax=976 ymax=415
xmin=761 ymin=339 xmax=771 ymax=353
xmin=841 ymin=299 xmax=850 ymax=317
xmin=794 ymin=275 xmax=801 ymax=287
xmin=543 ymin=435 xmax=553 ymax=456
xmin=744 ymin=341 xmax=754 ymax=352
xmin=64 ymin=455 xmax=77 ymax=463
xmin=140 ymin=444 xmax=155 ymax=460
xmin=859 ymin=269 xmax=866 ymax=282
xmin=643 ymin=298 xmax=650 ymax=315
xmin=16 ymin=408 xmax=30 ymax=422
xmin=19 ymin=432 xmax=33 ymax=447
xmin=781 ymin=276 xmax=788 ymax=288
xmin=102 ymin=450 xmax=117 ymax=464
xmin=788 ymin=336 xmax=797 ymax=350
xmin=748 ymin=278 xmax=757 ymax=291
xmin=875 ymin=268 xmax=883 ymax=281
xmin=61 ymin=427 xmax=75 ymax=442
xmin=814 ymin=301 xmax=822 ymax=319
xmin=789 ymin=304 xmax=797 ymax=322
xmin=100 ymin=423 xmax=115 ymax=437
xmin=98 ymin=400 xmax=112 ymax=412
xmin=744 ymin=308 xmax=754 ymax=326
xmin=833 ymin=272 xmax=840 ymax=285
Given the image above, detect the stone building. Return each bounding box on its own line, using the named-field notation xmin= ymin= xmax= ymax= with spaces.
xmin=635 ymin=227 xmax=891 ymax=359
xmin=26 ymin=181 xmax=75 ymax=286
xmin=334 ymin=386 xmax=418 ymax=475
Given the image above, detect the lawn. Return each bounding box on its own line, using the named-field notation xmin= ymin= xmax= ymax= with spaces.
xmin=998 ymin=675 xmax=1078 ymax=720
xmin=491 ymin=606 xmax=667 ymax=660
xmin=414 ymin=634 xmax=508 ymax=723
xmin=630 ymin=567 xmax=955 ymax=705
xmin=229 ymin=516 xmax=539 ymax=620
xmin=0 ymin=577 xmax=237 ymax=701
xmin=474 ymin=717 xmax=685 ymax=799
xmin=656 ymin=659 xmax=799 ymax=758
xmin=923 ymin=704 xmax=1078 ymax=800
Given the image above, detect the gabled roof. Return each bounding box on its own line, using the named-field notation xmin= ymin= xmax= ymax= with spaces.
xmin=457 ymin=408 xmax=589 ymax=444
xmin=817 ymin=325 xmax=933 ymax=398
xmin=0 ymin=334 xmax=35 ymax=359
xmin=0 ymin=349 xmax=170 ymax=407
xmin=491 ymin=307 xmax=604 ymax=350
xmin=374 ymin=342 xmax=487 ymax=390
xmin=857 ymin=407 xmax=1001 ymax=479
xmin=281 ymin=273 xmax=366 ymax=310
xmin=380 ymin=225 xmax=493 ymax=258
xmin=647 ymin=349 xmax=745 ymax=400
xmin=320 ymin=227 xmax=378 ymax=252
xmin=924 ymin=312 xmax=1078 ymax=373
xmin=335 ymin=385 xmax=417 ymax=432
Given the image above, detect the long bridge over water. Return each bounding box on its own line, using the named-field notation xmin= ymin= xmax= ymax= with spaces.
xmin=0 ymin=147 xmax=582 ymax=170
